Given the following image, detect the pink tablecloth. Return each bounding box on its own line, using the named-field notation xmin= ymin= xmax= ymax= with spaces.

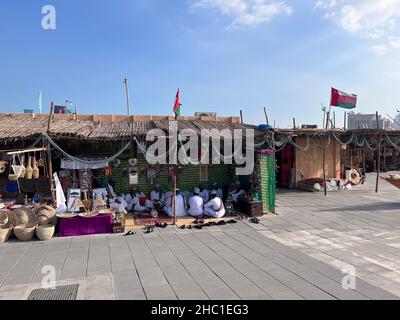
xmin=58 ymin=214 xmax=113 ymax=237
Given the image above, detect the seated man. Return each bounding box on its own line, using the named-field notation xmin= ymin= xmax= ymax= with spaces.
xmin=165 ymin=189 xmax=188 ymax=217
xmin=125 ymin=191 xmax=134 ymax=211
xmin=228 ymin=182 xmax=246 ymax=203
xmin=110 ymin=199 xmax=127 ymax=214
xmin=188 ymin=188 xmax=204 ymax=218
xmin=131 ymin=190 xmax=149 ymax=213
xmin=150 ymin=184 xmax=165 ymax=209
xmin=199 ymin=185 xmax=209 ymax=203
xmin=107 ymin=181 xmax=117 ymax=200
xmin=211 ymin=182 xmax=223 ymax=200
xmin=204 ymin=190 xmax=225 ymax=218
xmin=116 ymin=194 xmax=128 ymax=210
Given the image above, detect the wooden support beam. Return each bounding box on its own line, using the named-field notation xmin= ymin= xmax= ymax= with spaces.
xmin=263 ymin=107 xmax=270 ymax=126
xmin=240 ymin=110 xmax=244 ymax=124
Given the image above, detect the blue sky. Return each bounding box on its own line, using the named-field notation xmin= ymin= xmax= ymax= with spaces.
xmin=1 ymin=0 xmax=400 ymax=127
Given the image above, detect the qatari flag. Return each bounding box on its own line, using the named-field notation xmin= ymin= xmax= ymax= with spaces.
xmin=331 ymin=88 xmax=357 ymax=109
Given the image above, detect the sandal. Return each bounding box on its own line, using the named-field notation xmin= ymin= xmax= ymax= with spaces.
xmin=188 ymin=225 xmax=192 ymax=230
xmin=179 ymin=225 xmax=186 ymax=230
xmin=227 ymin=219 xmax=237 ymax=224
xmin=216 ymin=220 xmax=226 ymax=226
xmin=124 ymin=230 xmax=136 ymax=236
xmin=250 ymin=217 xmax=260 ymax=224
xmin=194 ymin=225 xmax=203 ymax=230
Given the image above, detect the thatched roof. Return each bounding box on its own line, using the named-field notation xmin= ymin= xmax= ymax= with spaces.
xmin=0 ymin=113 xmax=261 ymax=143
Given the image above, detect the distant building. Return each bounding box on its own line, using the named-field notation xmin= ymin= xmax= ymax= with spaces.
xmin=347 ymin=112 xmax=397 ymax=130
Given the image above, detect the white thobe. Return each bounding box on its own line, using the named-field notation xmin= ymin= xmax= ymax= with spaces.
xmin=188 ymin=195 xmax=204 ymax=217
xmin=204 ymin=197 xmax=225 ymax=218
xmin=110 ymin=202 xmax=127 ymax=213
xmin=166 ymin=194 xmax=187 ymax=217
xmin=108 ymin=184 xmax=117 ymax=199
xmin=151 ymin=191 xmax=164 ymax=203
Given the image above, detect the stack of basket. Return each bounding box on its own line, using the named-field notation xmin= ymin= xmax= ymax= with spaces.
xmin=13 ymin=207 xmax=38 ymax=242
xmin=1 ymin=210 xmax=15 ymax=243
xmin=34 ymin=205 xmax=57 ymax=241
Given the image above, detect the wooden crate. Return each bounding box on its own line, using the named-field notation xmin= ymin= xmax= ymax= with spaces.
xmin=238 ymin=199 xmax=264 ymax=217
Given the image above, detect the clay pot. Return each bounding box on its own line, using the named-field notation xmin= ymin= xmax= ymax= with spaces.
xmin=25 ymin=157 xmax=33 ymax=180
xmin=19 ymin=155 xmax=26 ymax=178
xmin=32 ymin=157 xmax=39 ymax=179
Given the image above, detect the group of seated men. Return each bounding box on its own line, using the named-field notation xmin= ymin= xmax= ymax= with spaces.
xmin=108 ymin=181 xmax=246 ymax=219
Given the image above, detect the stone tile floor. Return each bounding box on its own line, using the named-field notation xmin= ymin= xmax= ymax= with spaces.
xmin=0 ymin=173 xmax=399 ymax=300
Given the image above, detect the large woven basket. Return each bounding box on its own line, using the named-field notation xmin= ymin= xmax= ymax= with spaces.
xmin=5 ymin=210 xmax=19 ymax=227
xmin=0 ymin=227 xmax=12 ymax=243
xmin=14 ymin=223 xmax=37 ymax=241
xmin=36 ymin=224 xmax=55 ymax=241
xmin=0 ymin=211 xmax=8 ymax=227
xmin=13 ymin=207 xmax=37 ymax=225
xmin=35 ymin=205 xmax=56 ymax=225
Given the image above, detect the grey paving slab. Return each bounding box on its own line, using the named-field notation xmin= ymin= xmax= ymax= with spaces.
xmin=1 ymin=172 xmax=399 ymax=300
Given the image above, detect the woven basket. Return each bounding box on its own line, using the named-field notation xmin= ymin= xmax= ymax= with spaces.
xmin=0 ymin=227 xmax=12 ymax=243
xmin=0 ymin=211 xmax=8 ymax=227
xmin=5 ymin=210 xmax=19 ymax=227
xmin=13 ymin=207 xmax=37 ymax=225
xmin=35 ymin=205 xmax=56 ymax=225
xmin=36 ymin=224 xmax=55 ymax=241
xmin=14 ymin=223 xmax=37 ymax=241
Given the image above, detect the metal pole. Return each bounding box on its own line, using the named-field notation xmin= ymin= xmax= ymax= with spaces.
xmin=323 ymin=146 xmax=327 ymax=196
xmin=376 ymin=112 xmax=381 ymax=193
xmin=124 ymin=78 xmax=131 ymax=116
xmin=240 ymin=110 xmax=243 ymax=124
xmin=173 ymin=169 xmax=177 ymax=225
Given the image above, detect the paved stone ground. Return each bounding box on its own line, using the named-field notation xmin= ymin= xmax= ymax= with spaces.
xmin=0 ymin=173 xmax=399 ymax=300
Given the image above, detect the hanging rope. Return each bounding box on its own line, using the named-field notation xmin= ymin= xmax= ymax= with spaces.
xmin=311 ymin=133 xmax=331 ymax=149
xmin=385 ymin=133 xmax=400 ymax=150
xmin=331 ymin=131 xmax=355 ymax=145
xmin=288 ymin=136 xmax=310 ymax=151
xmin=43 ymin=133 xmax=132 ymax=166
xmin=353 ymin=133 xmax=366 ymax=147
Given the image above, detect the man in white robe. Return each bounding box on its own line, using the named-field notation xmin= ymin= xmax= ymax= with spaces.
xmin=204 ymin=190 xmax=226 ymax=218
xmin=229 ymin=182 xmax=246 ymax=203
xmin=165 ymin=189 xmax=188 ymax=217
xmin=188 ymin=188 xmax=204 ymax=218
xmin=211 ymin=182 xmax=223 ymax=200
xmin=199 ymin=185 xmax=209 ymax=203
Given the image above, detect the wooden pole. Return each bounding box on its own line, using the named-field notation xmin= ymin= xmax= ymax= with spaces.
xmin=47 ymin=102 xmax=55 ymax=206
xmin=263 ymin=107 xmax=270 ymax=126
xmin=325 ymin=110 xmax=330 ymax=129
xmin=173 ymin=168 xmax=177 ymax=225
xmin=123 ymin=78 xmax=131 ymax=116
xmin=240 ymin=110 xmax=244 ymax=124
xmin=323 ymin=146 xmax=327 ymax=196
xmin=375 ymin=112 xmax=381 ymax=193
xmin=322 ymin=111 xmax=326 ymax=129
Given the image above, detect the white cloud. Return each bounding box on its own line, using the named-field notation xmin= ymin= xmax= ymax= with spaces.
xmin=372 ymin=44 xmax=388 ymax=55
xmin=190 ymin=0 xmax=293 ymax=29
xmin=315 ymin=0 xmax=400 ymax=54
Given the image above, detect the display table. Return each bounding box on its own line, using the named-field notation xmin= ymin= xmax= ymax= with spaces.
xmin=58 ymin=214 xmax=113 ymax=237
